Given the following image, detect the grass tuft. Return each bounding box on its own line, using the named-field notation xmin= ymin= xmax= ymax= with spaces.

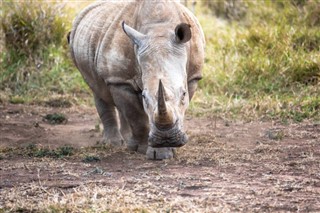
xmin=43 ymin=113 xmax=68 ymax=125
xmin=26 ymin=144 xmax=74 ymax=158
xmin=83 ymin=155 xmax=101 ymax=163
xmin=0 ymin=1 xmax=90 ymax=104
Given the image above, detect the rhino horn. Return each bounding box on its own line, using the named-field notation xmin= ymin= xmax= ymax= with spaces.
xmin=158 ymin=80 xmax=167 ymax=115
xmin=156 ymin=80 xmax=174 ymax=130
xmin=122 ymin=21 xmax=146 ymax=47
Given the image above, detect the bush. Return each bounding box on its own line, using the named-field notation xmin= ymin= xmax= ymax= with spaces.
xmin=195 ymin=0 xmax=320 ymax=121
xmin=0 ymin=1 xmax=89 ymax=103
xmin=1 ymin=0 xmax=67 ymax=59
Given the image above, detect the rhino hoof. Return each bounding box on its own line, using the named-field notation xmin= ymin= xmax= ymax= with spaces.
xmin=127 ymin=139 xmax=148 ymax=154
xmin=146 ymin=147 xmax=175 ymax=160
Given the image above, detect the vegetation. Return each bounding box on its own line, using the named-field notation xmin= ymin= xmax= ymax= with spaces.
xmin=83 ymin=155 xmax=101 ymax=163
xmin=25 ymin=144 xmax=74 ymax=158
xmin=0 ymin=142 xmax=118 ymax=160
xmin=1 ymin=0 xmax=319 ymax=122
xmin=191 ymin=0 xmax=320 ymax=122
xmin=43 ymin=113 xmax=68 ymax=124
xmin=0 ymin=1 xmax=90 ymax=105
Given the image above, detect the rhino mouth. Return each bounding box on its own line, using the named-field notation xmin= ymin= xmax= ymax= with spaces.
xmin=148 ymin=124 xmax=188 ymax=148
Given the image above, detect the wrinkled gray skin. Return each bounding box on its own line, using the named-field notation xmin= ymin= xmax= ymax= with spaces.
xmin=69 ymin=0 xmax=205 ymax=160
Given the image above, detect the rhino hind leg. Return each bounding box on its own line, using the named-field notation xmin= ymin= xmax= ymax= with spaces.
xmin=94 ymin=95 xmax=124 ymax=146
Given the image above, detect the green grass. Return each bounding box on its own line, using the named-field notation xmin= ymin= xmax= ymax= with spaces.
xmin=190 ymin=0 xmax=320 ymax=122
xmin=0 ymin=144 xmax=75 ymax=159
xmin=83 ymin=155 xmax=101 ymax=163
xmin=43 ymin=113 xmax=68 ymax=124
xmin=1 ymin=1 xmax=319 ymax=122
xmin=0 ymin=1 xmax=91 ymax=105
xmin=0 ymin=143 xmax=114 ymax=160
xmin=26 ymin=144 xmax=74 ymax=158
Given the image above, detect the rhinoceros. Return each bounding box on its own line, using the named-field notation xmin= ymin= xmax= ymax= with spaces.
xmin=69 ymin=0 xmax=205 ymax=160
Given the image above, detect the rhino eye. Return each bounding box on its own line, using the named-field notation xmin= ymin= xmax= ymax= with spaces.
xmin=181 ymin=90 xmax=186 ymax=102
xmin=142 ymin=90 xmax=150 ymax=107
xmin=182 ymin=91 xmax=186 ymax=98
xmin=142 ymin=90 xmax=147 ymax=99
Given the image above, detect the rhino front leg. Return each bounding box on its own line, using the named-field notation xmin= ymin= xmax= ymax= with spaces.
xmin=119 ymin=111 xmax=132 ymax=143
xmin=109 ymin=86 xmax=175 ymax=160
xmin=94 ymin=95 xmax=124 ymax=146
xmin=109 ymin=86 xmax=149 ymax=153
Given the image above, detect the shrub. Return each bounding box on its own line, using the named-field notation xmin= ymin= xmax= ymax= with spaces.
xmin=1 ymin=0 xmax=68 ymax=59
xmin=0 ymin=1 xmax=90 ymax=102
xmin=196 ymin=0 xmax=320 ymax=121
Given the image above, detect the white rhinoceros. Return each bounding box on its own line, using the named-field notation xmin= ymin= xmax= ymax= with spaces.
xmin=69 ymin=0 xmax=205 ymax=160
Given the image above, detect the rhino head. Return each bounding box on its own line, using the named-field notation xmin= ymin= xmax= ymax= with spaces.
xmin=122 ymin=21 xmax=192 ymax=148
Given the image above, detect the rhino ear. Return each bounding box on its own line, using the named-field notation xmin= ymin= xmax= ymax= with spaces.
xmin=175 ymin=23 xmax=192 ymax=44
xmin=122 ymin=21 xmax=147 ymax=47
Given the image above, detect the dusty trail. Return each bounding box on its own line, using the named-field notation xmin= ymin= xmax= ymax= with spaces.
xmin=0 ymin=104 xmax=319 ymax=212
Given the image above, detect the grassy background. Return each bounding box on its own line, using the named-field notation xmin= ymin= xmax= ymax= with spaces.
xmin=0 ymin=1 xmax=90 ymax=106
xmin=191 ymin=0 xmax=320 ymax=122
xmin=0 ymin=0 xmax=319 ymax=122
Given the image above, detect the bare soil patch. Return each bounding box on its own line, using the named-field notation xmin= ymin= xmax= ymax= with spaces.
xmin=0 ymin=104 xmax=319 ymax=212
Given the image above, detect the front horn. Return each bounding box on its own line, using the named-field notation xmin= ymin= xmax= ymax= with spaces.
xmin=156 ymin=80 xmax=174 ymax=130
xmin=158 ymin=80 xmax=167 ymax=115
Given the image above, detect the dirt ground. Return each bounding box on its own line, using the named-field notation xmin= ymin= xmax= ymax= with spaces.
xmin=0 ymin=103 xmax=319 ymax=212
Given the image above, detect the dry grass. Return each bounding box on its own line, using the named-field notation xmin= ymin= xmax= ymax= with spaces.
xmin=1 ymin=117 xmax=320 ymax=212
xmin=1 ymin=181 xmax=237 ymax=212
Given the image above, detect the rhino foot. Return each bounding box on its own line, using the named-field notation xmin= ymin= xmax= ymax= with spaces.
xmin=127 ymin=139 xmax=174 ymax=160
xmin=127 ymin=140 xmax=148 ymax=154
xmin=146 ymin=147 xmax=175 ymax=160
xmin=100 ymin=137 xmax=124 ymax=147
